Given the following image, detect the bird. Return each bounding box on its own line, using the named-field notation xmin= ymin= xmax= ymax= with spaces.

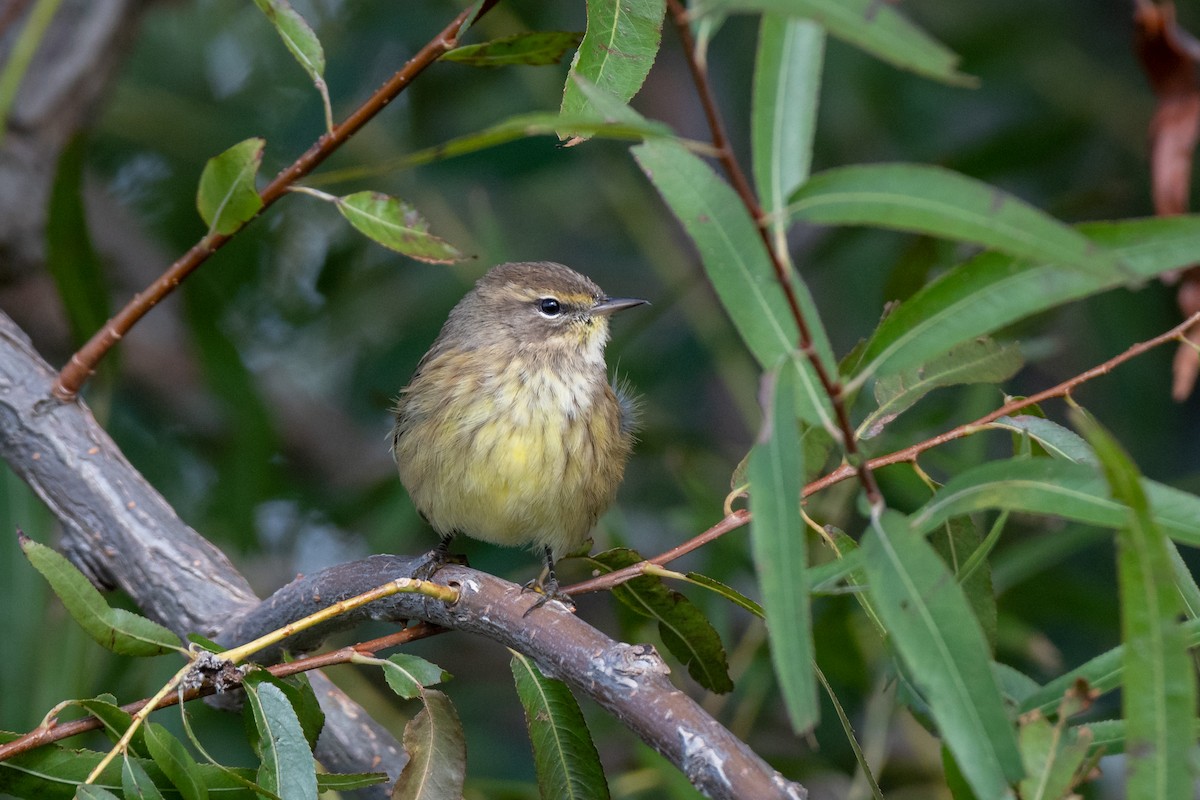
xmin=391 ymin=261 xmax=646 ymax=606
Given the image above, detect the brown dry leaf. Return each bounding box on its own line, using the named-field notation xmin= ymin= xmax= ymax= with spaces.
xmin=1134 ymin=2 xmax=1200 ymax=397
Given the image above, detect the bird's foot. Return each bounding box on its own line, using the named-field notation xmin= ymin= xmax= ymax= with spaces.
xmin=521 ymin=575 xmax=576 ymax=616
xmin=412 ymin=544 xmax=467 ymax=582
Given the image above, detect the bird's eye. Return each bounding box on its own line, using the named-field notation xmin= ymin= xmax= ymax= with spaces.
xmin=537 ymin=298 xmax=562 ymax=317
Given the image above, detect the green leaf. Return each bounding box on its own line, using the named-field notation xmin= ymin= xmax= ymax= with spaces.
xmin=509 ymin=651 xmax=610 ymax=800
xmin=250 ymin=673 xmax=324 ymax=750
xmin=695 ymin=0 xmax=975 ymax=86
xmin=862 ymin=510 xmax=1023 ymax=798
xmin=910 ymin=458 xmax=1200 ymax=549
xmin=76 ymin=697 xmax=144 ymax=752
xmin=195 ymin=138 xmax=265 ymax=236
xmin=75 ymin=788 xmax=122 ymax=800
xmin=560 ymin=0 xmax=666 ymax=131
xmin=316 ymin=772 xmax=390 ymax=792
xmin=589 ymin=548 xmax=734 ymax=694
xmin=1019 ymin=619 xmax=1200 ymax=717
xmin=1077 ymin=416 xmax=1196 ymax=800
xmin=392 ymin=690 xmax=466 ymax=800
xmin=683 ymin=572 xmax=765 ymax=618
xmin=442 ymin=31 xmax=583 ymax=66
xmin=251 ymin=0 xmax=325 ymax=79
xmin=122 ymin=755 xmax=166 ymax=800
xmin=631 ymin=138 xmax=836 ymax=426
xmin=747 ymin=367 xmax=817 ymax=732
xmin=859 ymin=338 xmax=1023 ymax=439
xmin=380 ymin=654 xmax=452 ymax=700
xmin=244 ymin=680 xmax=318 ymax=800
xmin=850 ymin=216 xmax=1200 ymax=385
xmin=19 ymin=534 xmax=181 ymax=656
xmin=1017 ymin=712 xmax=1091 ymax=800
xmin=0 ymin=732 xmax=258 ymax=800
xmin=250 ymin=0 xmax=331 ymax=131
xmin=144 ymin=723 xmax=207 ymax=800
xmin=788 ymin=164 xmax=1115 ymax=272
xmin=334 ymin=191 xmax=463 ymax=263
xmin=986 ymin=415 xmax=1098 ymax=465
xmin=928 ymin=516 xmax=997 ymax=651
xmin=752 ymin=15 xmax=824 ymax=248
xmin=320 ymin=106 xmax=676 ymax=185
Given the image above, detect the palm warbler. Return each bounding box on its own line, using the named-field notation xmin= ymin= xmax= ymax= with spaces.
xmin=391 ymin=261 xmax=646 ymax=602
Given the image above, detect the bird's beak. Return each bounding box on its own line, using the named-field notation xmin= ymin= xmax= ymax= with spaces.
xmin=592 ymin=297 xmax=648 ymax=316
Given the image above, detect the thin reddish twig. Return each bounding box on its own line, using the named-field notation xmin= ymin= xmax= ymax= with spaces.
xmin=51 ymin=0 xmax=499 ymax=401
xmin=0 ymin=622 xmax=444 ymax=762
xmin=664 ymin=0 xmax=881 ymax=506
xmin=571 ymin=310 xmax=1200 ymax=595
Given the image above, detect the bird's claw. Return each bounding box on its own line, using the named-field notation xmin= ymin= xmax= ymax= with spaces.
xmin=412 ymin=546 xmax=467 ymax=582
xmin=521 ymin=577 xmax=576 ymax=616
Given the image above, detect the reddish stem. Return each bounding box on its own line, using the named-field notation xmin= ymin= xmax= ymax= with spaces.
xmin=52 ymin=0 xmax=498 ymax=400
xmin=664 ymin=0 xmax=881 ymax=505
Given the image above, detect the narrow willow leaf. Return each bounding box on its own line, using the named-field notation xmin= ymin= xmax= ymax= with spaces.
xmin=1018 ymin=712 xmax=1091 ymax=800
xmin=250 ymin=673 xmax=324 ymax=750
xmin=851 ymin=216 xmax=1200 ymax=385
xmin=392 ymin=690 xmax=467 ymax=800
xmin=244 ymin=680 xmax=318 ymax=799
xmin=196 ymin=138 xmax=264 ymax=236
xmin=19 ymin=534 xmax=180 ymax=656
xmin=1019 ymin=618 xmax=1200 ymax=717
xmin=509 ymin=651 xmax=610 ymax=800
xmin=322 ymin=107 xmax=675 ymax=184
xmin=986 ymin=415 xmax=1098 ymax=465
xmin=928 ymin=516 xmax=997 ymax=651
xmin=442 ymin=31 xmax=583 ymax=66
xmin=316 ymin=772 xmax=390 ymax=792
xmin=0 ymin=733 xmax=257 ymax=800
xmin=631 ymin=138 xmax=836 ymax=425
xmin=380 ymin=654 xmax=452 ymax=700
xmin=144 ymin=723 xmax=207 ymax=800
xmin=122 ymin=755 xmax=166 ymax=800
xmin=788 ymin=164 xmax=1116 ymax=273
xmin=251 ymin=0 xmax=332 ymax=130
xmin=335 ymin=192 xmax=463 ymax=263
xmin=752 ymin=15 xmax=824 ymax=245
xmin=863 ymin=511 xmax=1023 ymax=797
xmin=695 ymin=0 xmax=974 ymax=86
xmin=560 ymin=0 xmax=666 ymax=130
xmin=859 ymin=338 xmax=1022 ymax=439
xmin=1078 ymin=417 xmax=1196 ymax=800
xmin=77 ymin=697 xmax=144 ymax=752
xmin=910 ymin=457 xmax=1200 ymax=549
xmin=590 ymin=549 xmax=733 ymax=693
xmin=684 ymin=572 xmax=765 ymax=618
xmin=76 ymin=788 xmax=122 ymax=800
xmin=747 ymin=367 xmax=817 ymax=732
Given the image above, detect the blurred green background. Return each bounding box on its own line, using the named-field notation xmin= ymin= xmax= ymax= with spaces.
xmin=1 ymin=1 xmax=1194 ymax=797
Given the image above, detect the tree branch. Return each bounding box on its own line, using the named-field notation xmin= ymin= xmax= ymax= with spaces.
xmin=219 ymin=558 xmax=808 ymax=800
xmin=0 ymin=310 xmax=399 ymax=796
xmin=51 ymin=0 xmax=500 ymax=401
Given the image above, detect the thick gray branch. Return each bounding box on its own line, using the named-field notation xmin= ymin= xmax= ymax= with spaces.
xmin=0 ymin=312 xmax=398 ymax=797
xmin=220 ymin=557 xmax=807 ymax=800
